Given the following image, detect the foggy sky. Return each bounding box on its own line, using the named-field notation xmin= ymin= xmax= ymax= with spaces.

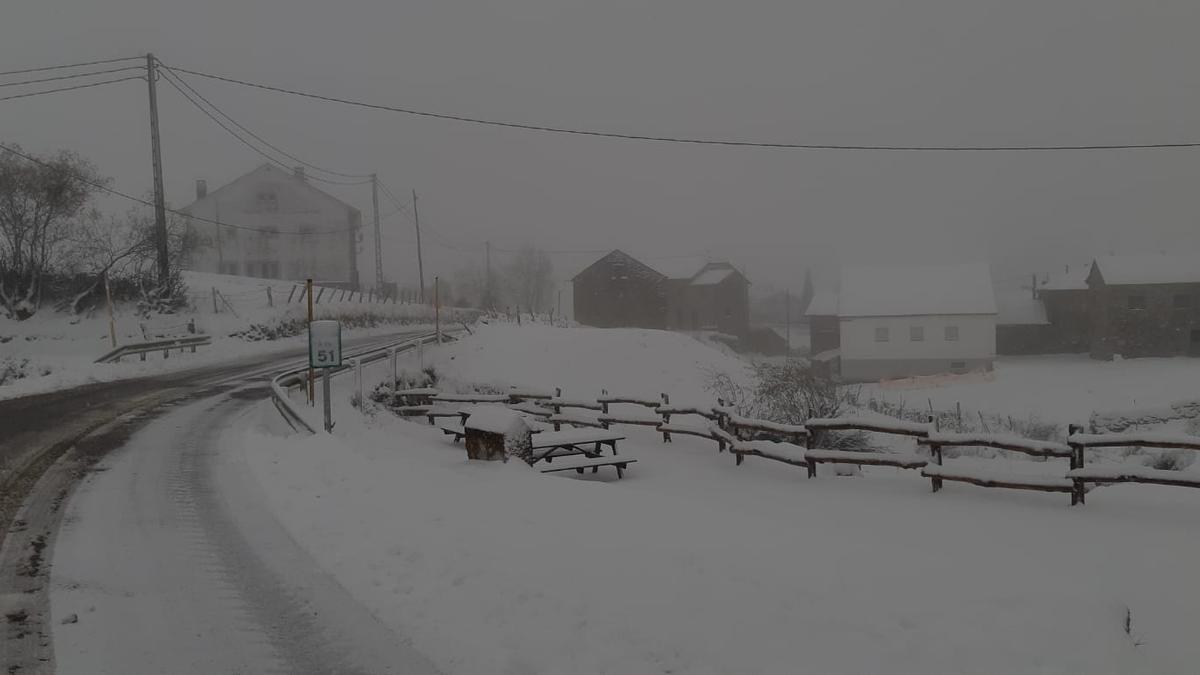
xmin=3 ymin=0 xmax=1199 ymax=296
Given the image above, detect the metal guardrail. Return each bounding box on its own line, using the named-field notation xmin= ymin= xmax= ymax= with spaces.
xmin=94 ymin=335 xmax=213 ymax=364
xmin=269 ymin=332 xmax=450 ymax=435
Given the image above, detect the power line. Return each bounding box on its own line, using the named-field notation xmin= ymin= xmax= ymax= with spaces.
xmin=157 ymin=68 xmax=372 ymax=187
xmin=0 ymin=55 xmax=142 ymax=78
xmin=0 ymin=142 xmax=353 ymax=236
xmin=156 ymin=61 xmax=373 ymax=180
xmin=167 ymin=64 xmax=1200 ymax=152
xmin=0 ymin=65 xmax=145 ymax=88
xmin=0 ymin=76 xmax=144 ymax=103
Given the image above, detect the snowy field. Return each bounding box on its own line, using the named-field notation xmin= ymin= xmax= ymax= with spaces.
xmin=229 ymin=324 xmax=1200 ymax=674
xmin=0 ymin=271 xmax=442 ymax=400
xmin=864 ymin=354 xmax=1200 ymax=424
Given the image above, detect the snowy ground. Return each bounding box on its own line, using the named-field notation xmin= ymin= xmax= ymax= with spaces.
xmin=222 ymin=324 xmax=1200 ymax=674
xmin=864 ymin=354 xmax=1200 ymax=424
xmin=0 ymin=270 xmax=443 ymax=400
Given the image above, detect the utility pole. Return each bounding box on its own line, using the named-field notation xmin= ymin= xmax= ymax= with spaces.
xmin=485 ymin=240 xmax=493 ymax=309
xmin=145 ymin=54 xmax=170 ymax=288
xmin=412 ymin=189 xmax=426 ymax=304
xmin=372 ymin=174 xmax=383 ymax=293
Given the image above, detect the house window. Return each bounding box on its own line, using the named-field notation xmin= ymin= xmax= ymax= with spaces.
xmin=256 ymin=191 xmax=279 ymax=213
xmin=874 ymin=326 xmax=889 ymax=342
xmin=950 ymin=361 xmax=967 ymax=372
xmin=1127 ymin=295 xmax=1146 ymax=310
xmin=1173 ymin=294 xmax=1191 ymax=309
xmin=944 ymin=326 xmax=960 ymax=341
xmin=910 ymin=326 xmax=924 ymax=342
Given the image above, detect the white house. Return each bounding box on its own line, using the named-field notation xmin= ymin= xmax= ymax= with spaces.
xmin=836 ymin=262 xmax=997 ymax=382
xmin=182 ymin=164 xmax=362 ymax=287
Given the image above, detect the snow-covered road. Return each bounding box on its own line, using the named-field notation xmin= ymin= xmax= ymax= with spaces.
xmin=48 ymin=382 xmax=440 ymax=674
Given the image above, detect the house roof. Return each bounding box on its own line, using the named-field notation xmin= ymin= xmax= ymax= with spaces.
xmin=690 ymin=267 xmax=735 ymax=286
xmin=182 ymin=163 xmax=360 ymax=216
xmin=995 ymin=291 xmax=1049 ymax=326
xmin=838 ymin=262 xmax=997 ymax=317
xmin=1091 ymin=254 xmax=1200 ymax=286
xmin=804 ymin=290 xmax=838 ymax=317
xmin=571 ymin=250 xmax=666 ymax=281
xmin=1039 ymin=266 xmax=1090 ymax=292
xmin=648 ymin=256 xmax=709 ymax=280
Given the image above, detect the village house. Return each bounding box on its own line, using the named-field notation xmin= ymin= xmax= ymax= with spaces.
xmin=835 ymin=262 xmax=997 ymax=382
xmin=994 ymin=289 xmax=1051 ymax=355
xmin=182 ymin=164 xmax=362 ymax=288
xmin=1087 ymin=255 xmax=1200 ymax=359
xmin=804 ymin=290 xmax=840 ymax=357
xmin=571 ymin=250 xmax=668 ymax=329
xmin=572 ymin=250 xmax=751 ymax=337
xmin=1035 ymin=266 xmax=1091 ymax=353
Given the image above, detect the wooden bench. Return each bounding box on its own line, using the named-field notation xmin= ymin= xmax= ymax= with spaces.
xmin=538 ymin=454 xmax=638 ymax=479
xmin=439 ymin=422 xmax=467 ymax=443
xmin=731 ymin=441 xmax=808 ymax=468
xmin=426 ymin=408 xmax=470 ymax=426
xmin=804 ymin=449 xmax=927 ymax=478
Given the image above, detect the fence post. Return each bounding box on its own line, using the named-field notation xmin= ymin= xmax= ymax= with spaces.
xmin=316 ymin=287 xmax=325 ymax=304
xmin=212 ymin=287 xmax=219 ymax=313
xmin=355 ymin=358 xmax=363 ymax=409
xmin=266 ymin=286 xmax=274 ymax=307
xmin=286 ymin=285 xmax=297 ymax=304
xmin=1068 ymin=423 xmax=1085 ymax=505
xmin=929 ymin=415 xmax=943 ymax=492
xmin=661 ymin=393 xmax=672 ymax=443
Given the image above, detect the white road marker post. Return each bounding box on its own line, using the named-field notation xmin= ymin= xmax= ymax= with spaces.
xmin=389 ymin=348 xmax=398 ymax=389
xmin=355 ymin=357 xmax=364 ymax=410
xmin=309 ymin=319 xmax=343 ymax=433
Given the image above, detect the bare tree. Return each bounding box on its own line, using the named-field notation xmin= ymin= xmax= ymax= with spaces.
xmin=503 ymin=245 xmax=553 ymax=314
xmin=0 ymin=145 xmax=106 ymax=319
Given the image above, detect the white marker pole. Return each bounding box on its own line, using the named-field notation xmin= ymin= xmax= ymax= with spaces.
xmin=355 ymin=357 xmax=363 ymax=409
xmin=389 ymin=348 xmax=398 ymax=388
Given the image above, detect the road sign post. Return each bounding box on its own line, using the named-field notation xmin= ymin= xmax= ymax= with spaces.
xmin=309 ymin=320 xmax=342 ymax=433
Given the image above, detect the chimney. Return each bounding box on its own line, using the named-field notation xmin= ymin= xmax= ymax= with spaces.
xmin=195 ymin=179 xmax=207 ymax=200
xmin=294 ymin=166 xmax=306 ymax=182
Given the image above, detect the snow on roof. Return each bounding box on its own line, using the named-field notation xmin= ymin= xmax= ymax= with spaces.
xmin=805 ymin=291 xmax=838 ymax=316
xmin=690 ymin=267 xmax=735 ymax=286
xmin=1039 ymin=266 xmax=1090 ymax=291
xmin=995 ymin=291 xmax=1049 ymax=326
xmin=1093 ymin=254 xmax=1200 ymax=286
xmin=838 ymin=262 xmax=996 ymax=317
xmin=649 ymin=256 xmax=708 ymax=280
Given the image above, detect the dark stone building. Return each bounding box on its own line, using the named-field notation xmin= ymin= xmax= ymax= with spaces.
xmin=572 ymin=251 xmax=752 ymax=337
xmin=572 ymin=250 xmax=667 ymax=329
xmin=804 ymin=291 xmax=840 ymax=357
xmin=995 ymin=290 xmax=1053 ymax=355
xmin=665 ymin=262 xmax=751 ymax=337
xmin=1087 ymin=256 xmax=1200 ymax=359
xmin=1036 ymin=267 xmax=1091 ymax=353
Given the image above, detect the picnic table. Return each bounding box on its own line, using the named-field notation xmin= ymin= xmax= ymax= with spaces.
xmin=527 ymin=429 xmax=637 ymax=478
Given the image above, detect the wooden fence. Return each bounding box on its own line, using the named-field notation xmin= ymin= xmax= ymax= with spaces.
xmin=388 ymin=384 xmax=1200 ymax=507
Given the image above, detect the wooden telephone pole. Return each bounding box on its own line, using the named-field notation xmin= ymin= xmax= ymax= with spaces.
xmin=372 ymin=174 xmax=384 ymax=293
xmin=413 ymin=189 xmax=426 ymax=304
xmin=145 ymin=54 xmax=170 ymax=287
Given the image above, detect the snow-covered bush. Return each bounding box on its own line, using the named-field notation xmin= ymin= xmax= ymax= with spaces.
xmin=0 ymin=357 xmax=50 ymax=386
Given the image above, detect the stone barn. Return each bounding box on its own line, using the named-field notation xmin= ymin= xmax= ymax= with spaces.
xmin=1087 ymin=255 xmax=1200 ymax=359
xmin=572 ymin=250 xmax=668 ymax=329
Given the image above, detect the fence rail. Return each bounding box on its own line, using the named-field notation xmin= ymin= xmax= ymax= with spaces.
xmin=385 ymin=384 xmax=1200 ymax=507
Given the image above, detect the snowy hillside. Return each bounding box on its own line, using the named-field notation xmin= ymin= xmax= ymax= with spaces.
xmin=433 ymin=322 xmax=752 ymax=404
xmin=0 ymin=271 xmax=450 ymax=400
